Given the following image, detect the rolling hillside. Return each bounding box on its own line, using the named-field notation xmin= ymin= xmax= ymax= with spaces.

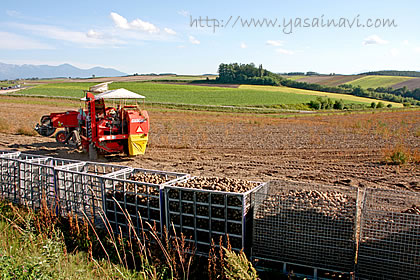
xmin=295 ymin=75 xmax=361 ymax=86
xmin=16 ymin=81 xmax=403 ymax=108
xmin=390 ymin=78 xmax=420 ymax=90
xmin=285 ymin=74 xmax=420 ymax=90
xmin=344 ymin=75 xmax=415 ymax=89
xmin=239 ymin=85 xmax=403 ymax=107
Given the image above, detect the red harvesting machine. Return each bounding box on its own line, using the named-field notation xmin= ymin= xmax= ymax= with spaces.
xmin=35 ymin=84 xmax=149 ymax=160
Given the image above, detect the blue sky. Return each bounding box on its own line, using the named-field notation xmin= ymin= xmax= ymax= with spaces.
xmin=1 ymin=0 xmax=419 ymax=75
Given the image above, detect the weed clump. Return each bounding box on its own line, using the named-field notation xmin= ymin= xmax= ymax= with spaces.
xmin=16 ymin=127 xmax=37 ymax=136
xmin=383 ymin=144 xmax=418 ymax=165
xmin=0 ymin=198 xmax=259 ymax=279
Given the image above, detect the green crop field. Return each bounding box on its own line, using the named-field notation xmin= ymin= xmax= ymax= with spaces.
xmin=17 ymin=81 xmax=403 ymax=108
xmin=109 ymin=82 xmax=319 ymax=106
xmin=345 ymin=75 xmax=414 ymax=89
xmin=240 ymin=85 xmax=403 ymax=107
xmin=19 ymin=82 xmax=98 ymax=98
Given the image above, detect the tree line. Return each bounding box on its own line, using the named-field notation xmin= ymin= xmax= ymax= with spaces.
xmin=361 ymin=70 xmax=420 ymax=77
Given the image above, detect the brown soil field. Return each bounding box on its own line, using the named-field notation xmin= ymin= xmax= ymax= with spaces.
xmin=0 ymin=97 xmax=419 ymax=192
xmin=297 ymin=75 xmax=363 ymax=86
xmin=391 ymin=77 xmax=420 ymax=90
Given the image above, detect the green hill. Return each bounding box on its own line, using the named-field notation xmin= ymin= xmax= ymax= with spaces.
xmin=344 ymin=75 xmax=414 ymax=89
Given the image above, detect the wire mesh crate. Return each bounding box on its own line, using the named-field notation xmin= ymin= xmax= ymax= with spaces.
xmin=0 ymin=152 xmax=21 ymax=202
xmin=164 ymin=177 xmax=267 ymax=254
xmin=252 ymin=180 xmax=358 ymax=274
xmin=0 ymin=153 xmax=81 ymax=208
xmin=103 ymin=168 xmax=189 ymax=235
xmin=357 ymin=188 xmax=420 ymax=280
xmin=55 ymin=161 xmax=129 ymax=224
xmin=19 ymin=155 xmax=82 ymax=209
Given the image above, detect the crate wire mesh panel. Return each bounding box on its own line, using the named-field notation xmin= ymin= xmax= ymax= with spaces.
xmin=252 ymin=180 xmax=358 ymax=274
xmin=104 ymin=168 xmax=189 ymax=235
xmin=55 ymin=161 xmax=129 ymax=225
xmin=19 ymin=157 xmax=55 ymax=209
xmin=0 ymin=153 xmax=80 ymax=209
xmin=0 ymin=150 xmax=21 ymax=158
xmin=0 ymin=151 xmax=21 ymax=202
xmin=20 ymin=156 xmax=82 ymax=209
xmin=357 ymin=188 xmax=420 ymax=280
xmin=164 ymin=177 xmax=267 ymax=254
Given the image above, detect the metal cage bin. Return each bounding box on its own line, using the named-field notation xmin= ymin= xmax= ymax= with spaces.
xmin=0 ymin=151 xmax=22 ymax=201
xmin=252 ymin=180 xmax=359 ymax=276
xmin=164 ymin=177 xmax=267 ymax=255
xmin=357 ymin=188 xmax=420 ymax=280
xmin=0 ymin=153 xmax=81 ymax=208
xmin=55 ymin=161 xmax=129 ymax=225
xmin=103 ymin=168 xmax=189 ymax=236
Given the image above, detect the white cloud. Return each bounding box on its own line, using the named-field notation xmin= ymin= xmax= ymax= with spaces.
xmin=131 ymin=19 xmax=159 ymax=33
xmin=414 ymin=47 xmax=420 ymax=53
xmin=240 ymin=42 xmax=247 ymax=49
xmin=178 ymin=10 xmax=189 ymax=17
xmin=189 ymin=35 xmax=200 ymax=45
xmin=86 ymin=29 xmax=103 ymax=39
xmin=110 ymin=12 xmax=159 ymax=33
xmin=6 ymin=10 xmax=21 ymax=17
xmin=266 ymin=40 xmax=283 ymax=47
xmin=402 ymin=40 xmax=409 ymax=46
xmin=390 ymin=48 xmax=400 ymax=56
xmin=363 ymin=35 xmax=388 ymax=46
xmin=12 ymin=23 xmax=124 ymax=47
xmin=164 ymin=27 xmax=177 ymax=35
xmin=276 ymin=48 xmax=294 ymax=55
xmin=0 ymin=31 xmax=53 ymax=50
xmin=110 ymin=12 xmax=130 ymax=29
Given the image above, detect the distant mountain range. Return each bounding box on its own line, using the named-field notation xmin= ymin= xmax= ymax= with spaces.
xmin=0 ymin=62 xmax=127 ymax=80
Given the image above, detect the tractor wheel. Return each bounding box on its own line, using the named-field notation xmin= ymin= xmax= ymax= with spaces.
xmin=88 ymin=143 xmax=98 ymax=160
xmin=55 ymin=131 xmax=67 ymax=144
xmin=37 ymin=116 xmax=56 ymax=137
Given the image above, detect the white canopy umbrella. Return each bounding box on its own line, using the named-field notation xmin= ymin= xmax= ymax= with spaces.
xmin=94 ymin=88 xmax=146 ymax=100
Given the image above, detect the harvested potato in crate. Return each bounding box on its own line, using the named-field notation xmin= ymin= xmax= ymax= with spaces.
xmin=165 ymin=176 xmax=266 ymax=254
xmin=175 ymin=177 xmax=259 ymax=193
xmin=106 ymin=172 xmax=172 ymax=230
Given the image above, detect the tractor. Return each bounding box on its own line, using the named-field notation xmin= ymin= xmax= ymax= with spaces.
xmin=35 ymin=83 xmax=149 ymax=160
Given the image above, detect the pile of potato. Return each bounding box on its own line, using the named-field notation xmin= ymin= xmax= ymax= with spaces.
xmin=175 ymin=177 xmax=259 ymax=193
xmin=259 ymin=189 xmax=356 ymax=221
xmin=129 ymin=173 xmax=168 ymax=185
xmin=110 ymin=173 xmax=167 ymax=193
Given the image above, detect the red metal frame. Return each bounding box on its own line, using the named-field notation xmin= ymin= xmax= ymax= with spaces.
xmin=40 ymin=91 xmax=149 ymax=156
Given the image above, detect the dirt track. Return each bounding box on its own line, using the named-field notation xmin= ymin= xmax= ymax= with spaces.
xmin=0 ymin=99 xmax=418 ymax=192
